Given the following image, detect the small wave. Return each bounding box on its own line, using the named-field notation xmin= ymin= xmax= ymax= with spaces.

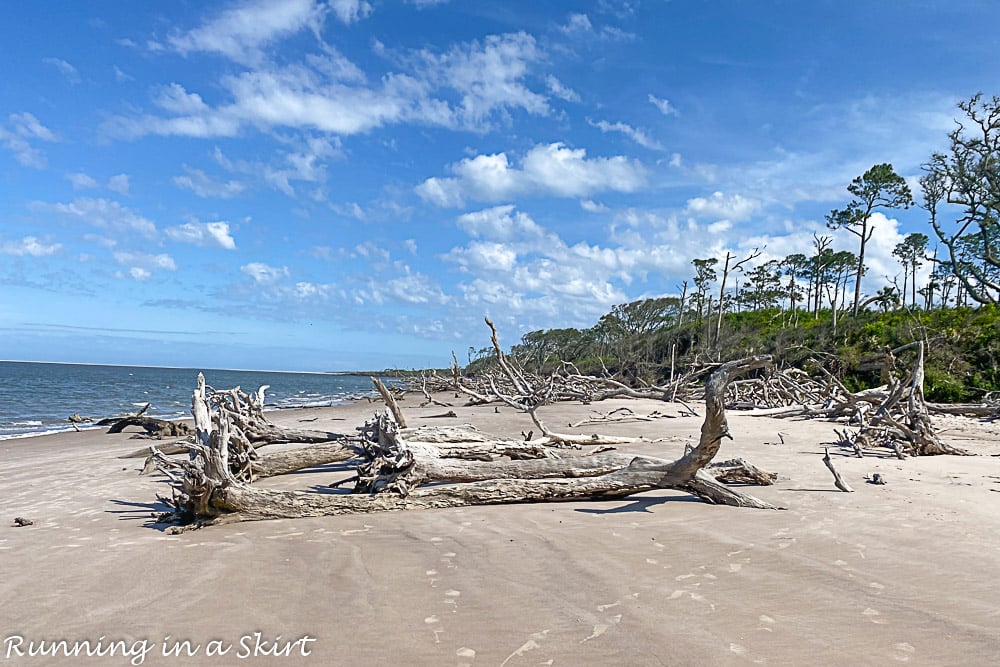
xmin=0 ymin=425 xmax=100 ymax=441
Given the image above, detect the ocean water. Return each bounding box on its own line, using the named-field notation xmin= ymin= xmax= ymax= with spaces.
xmin=0 ymin=361 xmax=388 ymax=440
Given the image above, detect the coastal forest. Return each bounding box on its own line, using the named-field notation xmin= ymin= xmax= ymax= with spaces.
xmin=468 ymin=94 xmax=1000 ymax=403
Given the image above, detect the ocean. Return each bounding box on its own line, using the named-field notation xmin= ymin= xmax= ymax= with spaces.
xmin=0 ymin=361 xmax=389 ymax=440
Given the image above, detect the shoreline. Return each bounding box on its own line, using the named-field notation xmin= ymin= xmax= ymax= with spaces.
xmin=3 ymin=396 xmax=1000 ymax=665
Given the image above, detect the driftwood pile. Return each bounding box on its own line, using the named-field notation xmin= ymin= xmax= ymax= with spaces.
xmin=126 ymin=315 xmax=993 ymax=530
xmin=144 ymin=356 xmax=781 ymax=531
xmin=415 ymin=321 xmax=988 ymax=460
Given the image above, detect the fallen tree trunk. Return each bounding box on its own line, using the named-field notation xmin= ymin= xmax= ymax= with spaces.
xmin=106 ymin=416 xmax=193 ymax=438
xmin=248 ymin=442 xmax=361 ymax=479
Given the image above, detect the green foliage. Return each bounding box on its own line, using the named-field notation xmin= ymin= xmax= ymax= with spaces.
xmin=497 ymin=304 xmax=999 ymax=403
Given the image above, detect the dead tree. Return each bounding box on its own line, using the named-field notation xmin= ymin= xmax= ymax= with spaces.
xmin=149 ymin=356 xmax=780 ymax=529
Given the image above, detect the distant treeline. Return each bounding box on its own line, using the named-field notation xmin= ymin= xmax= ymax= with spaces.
xmin=464 ymin=303 xmax=999 ymax=404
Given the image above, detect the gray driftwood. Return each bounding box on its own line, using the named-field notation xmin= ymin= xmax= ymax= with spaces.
xmin=150 ymin=357 xmax=780 ymax=529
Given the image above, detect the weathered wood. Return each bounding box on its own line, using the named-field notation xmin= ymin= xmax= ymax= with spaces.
xmin=121 ymin=440 xmax=194 ymax=458
xmin=106 ymin=416 xmax=193 ymax=438
xmin=152 ymin=357 xmax=782 ymax=527
xmin=822 ymin=447 xmax=854 ymax=492
xmin=249 ymin=442 xmax=360 ymax=479
xmin=372 ymin=377 xmax=408 ymax=428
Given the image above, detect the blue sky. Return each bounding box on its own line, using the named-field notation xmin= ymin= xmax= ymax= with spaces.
xmin=1 ymin=1 xmax=998 ymax=371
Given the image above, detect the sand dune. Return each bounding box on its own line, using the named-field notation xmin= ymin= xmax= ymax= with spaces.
xmin=2 ymin=396 xmax=999 ymax=666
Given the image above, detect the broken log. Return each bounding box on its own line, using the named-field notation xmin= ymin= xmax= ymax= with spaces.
xmin=106 ymin=416 xmax=193 ymax=438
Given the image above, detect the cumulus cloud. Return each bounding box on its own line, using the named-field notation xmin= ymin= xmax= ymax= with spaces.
xmin=328 ymin=0 xmax=372 ymax=24
xmin=416 ymin=143 xmax=647 ymax=207
xmin=685 ymin=191 xmax=760 ymax=222
xmin=558 ymin=13 xmax=593 ymax=34
xmin=36 ymin=197 xmax=157 ymax=237
xmin=1 ymin=236 xmax=62 ymax=257
xmin=454 ymin=204 xmax=549 ymax=243
xmin=165 ymin=219 xmax=237 ymax=249
xmin=167 ymin=0 xmax=329 ymax=64
xmin=0 ymin=112 xmax=57 ymax=169
xmin=241 ymin=262 xmax=289 ymax=283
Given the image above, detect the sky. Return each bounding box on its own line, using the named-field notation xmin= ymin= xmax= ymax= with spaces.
xmin=1 ymin=0 xmax=998 ymax=371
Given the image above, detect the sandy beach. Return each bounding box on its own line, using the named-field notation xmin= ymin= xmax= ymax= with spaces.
xmin=2 ymin=394 xmax=1000 ymax=666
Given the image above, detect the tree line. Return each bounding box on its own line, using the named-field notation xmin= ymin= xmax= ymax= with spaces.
xmin=475 ymin=94 xmax=999 ymax=401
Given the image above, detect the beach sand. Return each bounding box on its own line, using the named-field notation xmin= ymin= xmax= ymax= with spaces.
xmin=2 ymin=395 xmax=1000 ymax=666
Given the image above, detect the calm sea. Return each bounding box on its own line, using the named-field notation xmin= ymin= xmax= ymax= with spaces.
xmin=0 ymin=361 xmax=387 ymax=440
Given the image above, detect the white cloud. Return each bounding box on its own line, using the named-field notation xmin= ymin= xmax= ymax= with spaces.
xmin=211 ymin=136 xmax=339 ymax=197
xmin=447 ymin=241 xmax=519 ymax=272
xmin=114 ymin=65 xmax=133 ymax=82
xmin=241 ymin=262 xmax=289 ymax=283
xmin=545 ymin=75 xmax=580 ymax=103
xmin=37 ymin=198 xmax=157 ymax=237
xmin=417 ymin=143 xmax=647 ymax=207
xmin=1 ymin=236 xmax=61 ymax=257
xmin=685 ymin=192 xmax=760 ymax=222
xmin=648 ymin=94 xmax=679 ymax=116
xmin=165 ymin=220 xmax=237 ymax=249
xmin=108 ymin=174 xmax=130 ymax=195
xmin=559 ymin=13 xmax=593 ymax=34
xmin=589 ymin=118 xmax=663 ymax=150
xmin=108 ymin=32 xmax=551 ymax=139
xmin=168 ymin=0 xmax=328 ymax=64
xmin=67 ymin=172 xmax=100 ymax=189
xmin=153 ymin=83 xmax=211 ymax=115
xmin=328 ymin=0 xmax=372 ymax=24
xmin=412 ymin=32 xmax=549 ymax=126
xmin=173 ymin=165 xmax=246 ymax=198
xmin=0 ymin=112 xmax=57 ymax=169
xmin=406 ymin=0 xmax=450 ymax=7
xmin=455 ymin=205 xmax=548 ymax=243
xmin=42 ymin=57 xmax=81 ymax=84
xmin=557 ymin=12 xmax=635 ymax=41
xmin=356 ymin=267 xmax=448 ymax=306
xmin=114 ymin=251 xmax=177 ymax=279
xmin=580 ymin=199 xmax=609 ymax=213
xmin=66 ymin=172 xmax=130 ymax=195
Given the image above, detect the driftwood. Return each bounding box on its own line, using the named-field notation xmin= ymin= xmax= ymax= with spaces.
xmin=742 ymin=343 xmax=971 ymax=457
xmin=106 ymin=416 xmax=193 ymax=438
xmin=822 ymin=448 xmax=854 ymax=492
xmin=149 ymin=356 xmax=781 ymax=529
